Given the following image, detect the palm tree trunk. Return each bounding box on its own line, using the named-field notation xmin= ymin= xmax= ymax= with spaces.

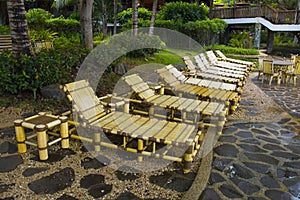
xmin=113 ymin=0 xmax=118 ymax=35
xmin=149 ymin=0 xmax=158 ymax=35
xmin=7 ymin=0 xmax=32 ymax=57
xmin=132 ymin=0 xmax=138 ymax=36
xmin=102 ymin=0 xmax=108 ymax=38
xmin=79 ymin=0 xmax=93 ymax=49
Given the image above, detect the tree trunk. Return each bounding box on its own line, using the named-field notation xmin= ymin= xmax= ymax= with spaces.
xmin=149 ymin=0 xmax=158 ymax=35
xmin=79 ymin=0 xmax=93 ymax=49
xmin=132 ymin=0 xmax=138 ymax=36
xmin=7 ymin=0 xmax=32 ymax=57
xmin=102 ymin=0 xmax=108 ymax=38
xmin=113 ymin=0 xmax=118 ymax=35
xmin=0 ymin=1 xmax=8 ymax=25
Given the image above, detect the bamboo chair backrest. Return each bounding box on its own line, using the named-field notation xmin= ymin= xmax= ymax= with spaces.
xmin=206 ymin=51 xmax=218 ymax=62
xmin=199 ymin=53 xmax=210 ymax=66
xmin=263 ymin=60 xmax=273 ymax=74
xmin=194 ymin=55 xmax=207 ymax=71
xmin=182 ymin=56 xmax=197 ymax=72
xmin=166 ymin=65 xmax=187 ymax=82
xmin=258 ymin=58 xmax=264 ymax=71
xmin=63 ymin=80 xmax=106 ymax=123
xmin=156 ymin=65 xmax=182 ymax=87
xmin=292 ymin=55 xmax=300 ymax=64
xmin=215 ymin=50 xmax=227 ymax=59
xmin=294 ymin=62 xmax=300 ymax=75
xmin=123 ymin=74 xmax=156 ymax=100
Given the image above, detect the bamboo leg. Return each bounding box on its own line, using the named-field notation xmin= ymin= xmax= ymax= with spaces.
xmin=14 ymin=119 xmax=27 ymax=153
xmin=138 ymin=139 xmax=143 ymax=162
xmin=59 ymin=116 xmax=69 ymax=149
xmin=36 ymin=125 xmax=48 ymax=160
xmin=94 ymin=132 xmax=101 ymax=151
xmin=183 ymin=143 xmax=193 ymax=173
xmin=124 ymin=99 xmax=130 ymax=113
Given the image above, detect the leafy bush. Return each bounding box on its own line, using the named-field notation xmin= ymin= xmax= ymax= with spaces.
xmin=117 ymin=7 xmax=152 ymax=24
xmin=228 ymin=31 xmax=254 ymax=48
xmin=0 ymin=26 xmax=10 ymax=35
xmin=26 ymin=8 xmax=52 ymax=29
xmin=157 ymin=2 xmax=209 ymax=23
xmin=29 ymin=29 xmax=58 ymax=41
xmin=52 ymin=35 xmax=81 ymax=48
xmin=45 ymin=17 xmax=80 ymax=37
xmin=0 ymin=47 xmax=89 ymax=97
xmin=103 ymin=32 xmax=166 ymax=58
xmin=206 ymin=44 xmax=259 ymax=55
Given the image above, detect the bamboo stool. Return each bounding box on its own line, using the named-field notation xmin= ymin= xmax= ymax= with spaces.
xmin=14 ymin=112 xmax=69 ymax=160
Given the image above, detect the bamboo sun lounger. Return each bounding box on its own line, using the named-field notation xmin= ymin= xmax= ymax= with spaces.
xmin=156 ymin=65 xmax=241 ymax=114
xmin=62 ymin=80 xmax=214 ymax=173
xmin=183 ymin=55 xmax=245 ymax=84
xmin=214 ymin=50 xmax=255 ymax=68
xmin=199 ymin=53 xmax=247 ymax=76
xmin=205 ymin=51 xmax=249 ymax=72
xmin=123 ymin=74 xmax=227 ymax=124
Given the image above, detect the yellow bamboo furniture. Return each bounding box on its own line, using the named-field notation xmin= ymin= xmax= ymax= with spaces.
xmin=161 ymin=65 xmax=241 ymax=94
xmin=214 ymin=50 xmax=256 ymax=69
xmin=199 ymin=53 xmax=247 ymax=76
xmin=156 ymin=65 xmax=240 ymax=114
xmin=0 ymin=35 xmax=12 ymax=53
xmin=123 ymin=74 xmax=227 ymax=123
xmin=206 ymin=50 xmax=249 ymax=72
xmin=14 ymin=112 xmax=69 ymax=160
xmin=261 ymin=60 xmax=281 ymax=85
xmin=62 ymin=80 xmax=220 ymax=173
xmin=284 ymin=61 xmax=300 ymax=86
xmin=182 ymin=56 xmax=244 ymax=86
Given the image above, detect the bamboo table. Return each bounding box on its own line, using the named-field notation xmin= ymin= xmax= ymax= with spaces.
xmin=14 ymin=112 xmax=69 ymax=160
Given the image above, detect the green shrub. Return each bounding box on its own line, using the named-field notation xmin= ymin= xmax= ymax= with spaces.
xmin=117 ymin=7 xmax=152 ymax=24
xmin=0 ymin=26 xmax=10 ymax=35
xmin=26 ymin=8 xmax=52 ymax=29
xmin=157 ymin=2 xmax=209 ymax=23
xmin=0 ymin=47 xmax=89 ymax=97
xmin=103 ymin=32 xmax=166 ymax=58
xmin=228 ymin=31 xmax=254 ymax=48
xmin=29 ymin=29 xmax=58 ymax=41
xmin=52 ymin=35 xmax=81 ymax=48
xmin=45 ymin=17 xmax=80 ymax=37
xmin=206 ymin=44 xmax=259 ymax=55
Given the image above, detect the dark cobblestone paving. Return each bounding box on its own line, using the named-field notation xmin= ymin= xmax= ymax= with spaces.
xmin=202 ymin=117 xmax=300 ymax=199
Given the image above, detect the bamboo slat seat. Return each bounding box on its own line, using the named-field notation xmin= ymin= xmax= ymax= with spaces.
xmin=123 ymin=74 xmax=227 ymax=123
xmin=215 ymin=50 xmax=255 ymax=68
xmin=199 ymin=53 xmax=247 ymax=76
xmin=206 ymin=50 xmax=249 ymax=72
xmin=156 ymin=65 xmax=240 ymax=114
xmin=183 ymin=55 xmax=245 ymax=85
xmin=161 ymin=65 xmax=240 ymax=93
xmin=62 ymin=80 xmax=217 ymax=173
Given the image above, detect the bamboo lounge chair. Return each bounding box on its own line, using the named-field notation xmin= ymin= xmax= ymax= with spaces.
xmin=122 ymin=74 xmax=227 ymax=123
xmin=183 ymin=55 xmax=245 ymax=85
xmin=199 ymin=53 xmax=247 ymax=76
xmin=62 ymin=80 xmax=213 ymax=173
xmin=205 ymin=50 xmax=249 ymax=72
xmin=214 ymin=50 xmax=255 ymax=68
xmin=156 ymin=65 xmax=240 ymax=114
xmin=162 ymin=64 xmax=241 ymax=94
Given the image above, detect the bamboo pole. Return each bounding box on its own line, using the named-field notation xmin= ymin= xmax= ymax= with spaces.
xmin=14 ymin=119 xmax=27 ymax=153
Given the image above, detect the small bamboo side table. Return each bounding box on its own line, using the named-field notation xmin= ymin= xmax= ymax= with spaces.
xmin=14 ymin=112 xmax=69 ymax=160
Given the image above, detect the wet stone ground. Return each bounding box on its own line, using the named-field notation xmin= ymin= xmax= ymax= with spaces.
xmin=0 ymin=74 xmax=300 ymax=199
